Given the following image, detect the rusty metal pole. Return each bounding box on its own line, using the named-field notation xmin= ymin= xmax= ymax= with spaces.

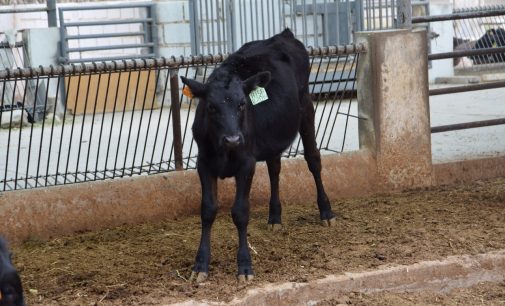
xmin=169 ymin=69 xmax=184 ymax=170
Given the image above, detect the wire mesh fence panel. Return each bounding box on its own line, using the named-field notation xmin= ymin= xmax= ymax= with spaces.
xmin=0 ymin=45 xmax=364 ymax=192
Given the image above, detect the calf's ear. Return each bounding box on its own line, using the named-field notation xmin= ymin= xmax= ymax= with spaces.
xmin=180 ymin=76 xmax=207 ymax=98
xmin=243 ymin=71 xmax=271 ymax=94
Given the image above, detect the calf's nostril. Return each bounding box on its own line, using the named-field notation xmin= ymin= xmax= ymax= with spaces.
xmin=224 ymin=135 xmax=241 ymax=147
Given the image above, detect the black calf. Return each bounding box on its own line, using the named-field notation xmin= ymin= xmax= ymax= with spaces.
xmin=181 ymin=29 xmax=335 ymax=282
xmin=0 ymin=238 xmax=25 ymax=306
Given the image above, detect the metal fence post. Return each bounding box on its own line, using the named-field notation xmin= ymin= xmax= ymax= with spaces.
xmin=169 ymin=69 xmax=184 ymax=171
xmin=396 ymin=0 xmax=412 ymax=29
xmin=47 ymin=0 xmax=57 ymax=27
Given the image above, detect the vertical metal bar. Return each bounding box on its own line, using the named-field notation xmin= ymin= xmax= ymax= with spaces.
xmin=385 ymin=0 xmax=389 ymax=28
xmin=204 ymin=0 xmax=211 ymax=54
xmin=75 ymin=71 xmax=93 ymax=182
xmin=396 ymin=0 xmax=411 ymax=29
xmin=379 ymin=0 xmax=383 ymax=29
xmin=255 ymin=0 xmax=260 ymax=40
xmin=209 ymin=0 xmax=216 ymax=54
xmin=149 ymin=4 xmax=159 ymax=58
xmin=149 ymin=68 xmax=171 ymax=174
xmin=312 ymin=0 xmax=318 ymax=46
xmin=47 ymin=0 xmax=57 ymax=27
xmin=84 ymin=71 xmax=103 ymax=181
xmin=371 ymin=0 xmax=375 ymax=30
xmin=95 ymin=68 xmax=113 ymax=179
xmin=2 ymin=78 xmax=16 ymax=191
xmin=113 ymin=68 xmax=132 ymax=178
xmin=106 ymin=66 xmax=123 ymax=178
xmin=391 ymin=0 xmax=398 ymax=28
xmin=141 ymin=68 xmax=162 ymax=172
xmin=0 ymin=79 xmax=6 ymax=190
xmin=58 ymin=8 xmax=68 ymax=63
xmin=227 ymin=0 xmax=235 ymax=51
xmin=221 ymin=0 xmax=227 ymax=52
xmin=336 ymin=0 xmax=340 ymax=43
xmin=189 ymin=0 xmax=200 ymax=55
xmin=35 ymin=78 xmax=51 ymax=186
xmin=338 ymin=55 xmax=358 ymax=152
xmin=259 ymin=0 xmax=264 ymax=39
xmin=25 ymin=77 xmax=40 ymax=188
xmin=281 ymin=0 xmax=286 ymax=30
xmin=169 ymin=69 xmax=183 ymax=170
xmin=122 ymin=69 xmax=142 ymax=176
xmin=132 ymin=68 xmax=152 ymax=174
xmin=45 ymin=76 xmax=61 ymax=186
xmin=14 ymin=78 xmax=29 ymax=190
xmin=291 ymin=0 xmax=296 ymax=33
xmin=240 ymin=0 xmax=246 ymax=45
xmin=215 ymin=0 xmax=222 ymax=54
xmin=56 ymin=74 xmax=72 ymax=185
xmin=267 ymin=0 xmax=272 ymax=37
xmin=302 ymin=0 xmax=307 ymax=46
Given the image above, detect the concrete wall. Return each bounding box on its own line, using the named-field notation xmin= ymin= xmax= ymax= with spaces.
xmin=1 ymin=29 xmax=505 ymax=243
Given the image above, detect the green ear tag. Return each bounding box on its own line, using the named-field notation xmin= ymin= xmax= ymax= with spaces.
xmin=249 ymin=87 xmax=269 ymax=105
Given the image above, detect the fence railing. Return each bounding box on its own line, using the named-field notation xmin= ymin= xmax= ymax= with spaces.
xmin=0 ymin=44 xmax=365 ymax=192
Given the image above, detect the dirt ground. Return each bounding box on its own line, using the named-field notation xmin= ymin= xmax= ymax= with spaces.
xmin=10 ymin=177 xmax=505 ymax=305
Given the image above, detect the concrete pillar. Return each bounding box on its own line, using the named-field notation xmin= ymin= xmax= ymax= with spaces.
xmin=356 ymin=29 xmax=432 ymax=190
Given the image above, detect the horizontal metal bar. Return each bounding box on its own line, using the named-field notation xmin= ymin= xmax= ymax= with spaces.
xmin=413 ymin=8 xmax=505 ymax=23
xmin=431 ymin=118 xmax=505 ymax=133
xmin=59 ymin=2 xmax=154 ymax=11
xmin=428 ymin=47 xmax=505 ymax=60
xmin=64 ymin=18 xmax=152 ymax=27
xmin=65 ymin=53 xmax=156 ymax=64
xmin=65 ymin=32 xmax=146 ymax=40
xmin=0 ymin=7 xmax=47 ymax=14
xmin=454 ymin=5 xmax=505 ymax=14
xmin=0 ymin=44 xmax=365 ymax=79
xmin=429 ymin=81 xmax=505 ymax=95
xmin=68 ymin=43 xmax=154 ymax=53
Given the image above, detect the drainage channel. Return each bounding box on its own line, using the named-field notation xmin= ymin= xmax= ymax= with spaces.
xmin=172 ymin=250 xmax=505 ymax=306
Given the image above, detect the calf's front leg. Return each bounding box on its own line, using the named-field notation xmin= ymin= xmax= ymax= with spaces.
xmin=232 ymin=159 xmax=256 ymax=282
xmin=190 ymin=163 xmax=218 ymax=282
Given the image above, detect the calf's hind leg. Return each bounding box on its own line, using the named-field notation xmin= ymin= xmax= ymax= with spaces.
xmin=266 ymin=156 xmax=282 ymax=230
xmin=299 ymin=93 xmax=336 ymax=226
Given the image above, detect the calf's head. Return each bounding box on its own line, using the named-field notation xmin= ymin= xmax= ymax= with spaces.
xmin=0 ymin=239 xmax=25 ymax=306
xmin=181 ymin=71 xmax=271 ymax=150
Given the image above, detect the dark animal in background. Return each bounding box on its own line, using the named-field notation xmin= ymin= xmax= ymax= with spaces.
xmin=470 ymin=28 xmax=505 ymax=64
xmin=181 ymin=29 xmax=336 ymax=282
xmin=0 ymin=238 xmax=25 ymax=306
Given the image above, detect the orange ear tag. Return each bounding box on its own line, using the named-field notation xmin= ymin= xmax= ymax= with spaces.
xmin=183 ymin=86 xmax=194 ymax=98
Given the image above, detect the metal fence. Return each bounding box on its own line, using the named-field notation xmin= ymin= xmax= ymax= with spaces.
xmin=451 ymin=5 xmax=505 ymax=72
xmin=411 ymin=6 xmax=505 ymax=134
xmin=0 ymin=44 xmax=364 ymax=192
xmin=190 ymin=0 xmax=369 ymax=55
xmin=58 ymin=3 xmax=158 ymax=64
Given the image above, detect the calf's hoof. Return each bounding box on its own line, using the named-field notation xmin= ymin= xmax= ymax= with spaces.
xmin=321 ymin=217 xmax=337 ymax=227
xmin=237 ymin=274 xmax=255 ymax=283
xmin=267 ymin=223 xmax=282 ymax=232
xmin=189 ymin=271 xmax=208 ymax=283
